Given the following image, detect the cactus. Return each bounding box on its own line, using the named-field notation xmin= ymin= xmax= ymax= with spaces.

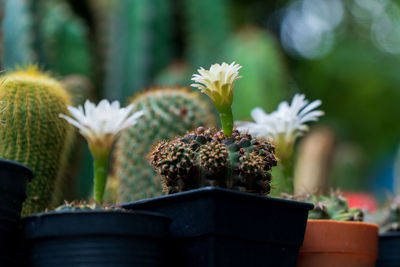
xmin=112 ymin=87 xmax=217 ymax=202
xmin=0 ymin=66 xmax=72 ymax=215
xmin=40 ymin=0 xmax=92 ymax=77
xmin=154 ymin=61 xmax=189 ymax=87
xmin=283 ymin=190 xmax=364 ymax=221
xmin=183 ymin=0 xmax=230 ymax=69
xmin=378 ymin=195 xmax=400 ymax=233
xmin=222 ymin=27 xmax=288 ymax=120
xmin=105 ymin=0 xmax=173 ymax=102
xmin=3 ymin=0 xmax=35 ymax=68
xmin=151 ymin=127 xmax=278 ymax=195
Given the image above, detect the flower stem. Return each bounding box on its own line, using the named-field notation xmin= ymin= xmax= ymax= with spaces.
xmin=92 ymin=152 xmax=109 ymax=204
xmin=219 ymin=107 xmax=233 ymax=137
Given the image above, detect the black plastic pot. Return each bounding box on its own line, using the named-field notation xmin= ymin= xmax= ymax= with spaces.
xmin=23 ymin=210 xmax=171 ymax=267
xmin=120 ymin=187 xmax=313 ymax=267
xmin=0 ymin=158 xmax=33 ymax=265
xmin=377 ymin=232 xmax=400 ymax=267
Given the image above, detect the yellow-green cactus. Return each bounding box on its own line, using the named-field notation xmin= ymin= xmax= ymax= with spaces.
xmin=0 ymin=66 xmax=72 ymax=215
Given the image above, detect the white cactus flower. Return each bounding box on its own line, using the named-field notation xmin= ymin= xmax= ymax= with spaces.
xmin=236 ymin=94 xmax=324 ymax=158
xmin=191 ymin=62 xmax=242 ymax=111
xmin=59 ymin=99 xmax=144 ymax=152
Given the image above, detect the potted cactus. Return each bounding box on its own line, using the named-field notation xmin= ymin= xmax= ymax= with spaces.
xmin=19 ymin=73 xmax=171 ymax=266
xmin=122 ymin=62 xmax=313 ymax=266
xmin=376 ymin=195 xmax=400 ymax=267
xmin=287 ymin=191 xmax=379 ymax=267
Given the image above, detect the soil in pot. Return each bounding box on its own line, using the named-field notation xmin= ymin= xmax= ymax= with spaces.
xmin=377 ymin=231 xmax=400 ymax=267
xmin=0 ymin=158 xmax=33 ymax=265
xmin=297 ymin=219 xmax=379 ymax=267
xmin=23 ymin=210 xmax=171 ymax=267
xmin=120 ymin=187 xmax=313 ymax=267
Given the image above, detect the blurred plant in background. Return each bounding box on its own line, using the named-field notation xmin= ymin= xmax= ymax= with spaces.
xmin=1 ymin=0 xmax=400 ymax=202
xmin=278 ymin=0 xmax=400 ymax=200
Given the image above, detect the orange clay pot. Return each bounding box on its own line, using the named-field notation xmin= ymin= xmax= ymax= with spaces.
xmin=297 ymin=220 xmax=379 ymax=267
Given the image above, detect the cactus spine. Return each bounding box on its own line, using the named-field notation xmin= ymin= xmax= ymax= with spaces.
xmin=151 ymin=128 xmax=278 ymax=195
xmin=111 ymin=87 xmax=216 ymax=202
xmin=0 ymin=67 xmax=72 ymax=215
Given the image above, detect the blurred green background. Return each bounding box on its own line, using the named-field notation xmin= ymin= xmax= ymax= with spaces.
xmin=1 ymin=0 xmax=399 ymax=201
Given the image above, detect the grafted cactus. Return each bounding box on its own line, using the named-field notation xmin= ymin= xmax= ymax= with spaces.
xmin=151 ymin=127 xmax=278 ymax=195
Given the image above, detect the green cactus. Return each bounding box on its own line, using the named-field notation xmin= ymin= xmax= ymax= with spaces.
xmin=378 ymin=195 xmax=400 ymax=233
xmin=222 ymin=27 xmax=288 ymax=120
xmin=0 ymin=66 xmax=72 ymax=215
xmin=40 ymin=0 xmax=92 ymax=77
xmin=284 ymin=190 xmax=364 ymax=221
xmin=183 ymin=0 xmax=230 ymax=68
xmin=154 ymin=61 xmax=189 ymax=87
xmin=3 ymin=0 xmax=35 ymax=68
xmin=105 ymin=0 xmax=173 ymax=102
xmin=151 ymin=127 xmax=278 ymax=195
xmin=111 ymin=87 xmax=217 ymax=203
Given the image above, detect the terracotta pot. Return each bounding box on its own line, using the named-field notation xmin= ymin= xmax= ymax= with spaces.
xmin=297 ymin=220 xmax=378 ymax=267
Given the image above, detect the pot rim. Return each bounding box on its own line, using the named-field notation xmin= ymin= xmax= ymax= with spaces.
xmin=22 ymin=209 xmax=171 ymax=240
xmin=307 ymin=219 xmax=379 ymax=228
xmin=22 ymin=208 xmax=169 ymax=221
xmin=379 ymin=231 xmax=400 ymax=238
xmin=119 ymin=186 xmax=314 ymax=210
xmin=300 ymin=219 xmax=379 ymax=258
